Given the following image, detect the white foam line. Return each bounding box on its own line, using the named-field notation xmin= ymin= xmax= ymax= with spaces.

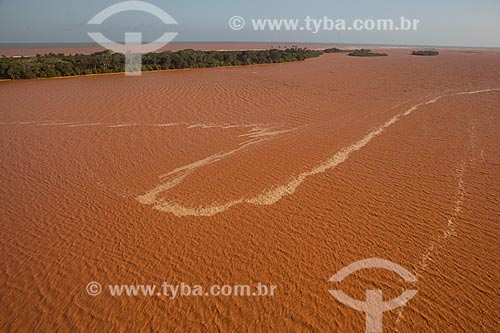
xmin=418 ymin=162 xmax=466 ymax=272
xmin=148 ymin=123 xmax=180 ymax=127
xmin=36 ymin=122 xmax=76 ymax=126
xmin=137 ymin=88 xmax=500 ymax=217
xmin=155 ymin=126 xmax=294 ymax=179
xmin=394 ymin=121 xmax=478 ymax=330
xmin=0 ymin=120 xmax=58 ymax=126
xmin=186 ymin=123 xmax=266 ymax=130
xmin=108 ymin=123 xmax=139 ymax=128
xmin=239 ymin=127 xmax=298 ymax=139
xmin=159 ymin=138 xmax=268 ymax=179
xmin=0 ymin=120 xmax=273 ymax=132
xmin=0 ymin=121 xmax=41 ymax=125
xmin=418 ymin=121 xmax=477 ymax=273
xmin=67 ymin=123 xmax=104 ymax=128
xmin=456 ymin=88 xmax=499 ymax=95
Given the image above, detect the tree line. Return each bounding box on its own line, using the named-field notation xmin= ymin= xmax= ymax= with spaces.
xmin=348 ymin=49 xmax=388 ymax=57
xmin=0 ymin=48 xmax=323 ymax=80
xmin=411 ymin=50 xmax=439 ymax=56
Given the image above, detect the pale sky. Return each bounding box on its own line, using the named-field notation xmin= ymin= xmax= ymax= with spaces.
xmin=0 ymin=0 xmax=499 ymax=47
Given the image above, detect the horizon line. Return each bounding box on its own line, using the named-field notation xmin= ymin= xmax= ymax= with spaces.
xmin=0 ymin=41 xmax=499 ymax=50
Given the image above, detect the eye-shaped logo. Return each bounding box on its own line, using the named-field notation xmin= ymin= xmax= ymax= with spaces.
xmin=87 ymin=1 xmax=178 ymax=75
xmin=329 ymin=258 xmax=418 ymax=333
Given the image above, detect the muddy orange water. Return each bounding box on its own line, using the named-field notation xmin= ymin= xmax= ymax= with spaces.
xmin=1 ymin=49 xmax=499 ymax=332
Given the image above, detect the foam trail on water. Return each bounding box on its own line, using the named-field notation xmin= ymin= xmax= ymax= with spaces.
xmin=394 ymin=121 xmax=478 ymax=330
xmin=137 ymin=88 xmax=500 ymax=217
xmin=67 ymin=123 xmax=104 ymax=128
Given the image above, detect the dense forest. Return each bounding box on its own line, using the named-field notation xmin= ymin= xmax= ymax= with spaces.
xmin=0 ymin=48 xmax=323 ymax=80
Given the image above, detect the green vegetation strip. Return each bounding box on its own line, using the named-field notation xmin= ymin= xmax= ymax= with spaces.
xmin=347 ymin=49 xmax=388 ymax=57
xmin=0 ymin=48 xmax=322 ymax=80
xmin=411 ymin=50 xmax=439 ymax=56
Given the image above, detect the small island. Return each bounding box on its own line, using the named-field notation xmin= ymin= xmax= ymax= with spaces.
xmin=411 ymin=50 xmax=439 ymax=56
xmin=348 ymin=49 xmax=388 ymax=57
